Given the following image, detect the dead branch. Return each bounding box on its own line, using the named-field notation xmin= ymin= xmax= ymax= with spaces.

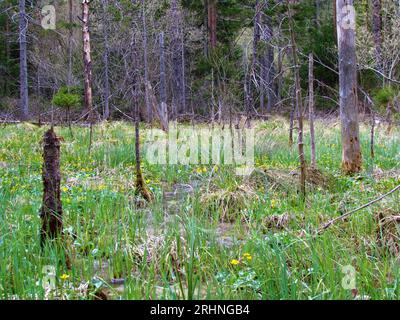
xmin=317 ymin=184 xmax=400 ymax=235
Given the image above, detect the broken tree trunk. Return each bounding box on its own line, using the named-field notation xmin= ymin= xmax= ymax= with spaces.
xmin=40 ymin=128 xmax=63 ymax=246
xmin=134 ymin=116 xmax=153 ymax=202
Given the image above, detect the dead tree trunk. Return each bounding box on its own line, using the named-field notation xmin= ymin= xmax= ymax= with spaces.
xmin=252 ymin=0 xmax=261 ymax=113
xmin=337 ymin=0 xmax=362 ymax=174
xmin=207 ymin=0 xmax=217 ymax=50
xmin=288 ymin=0 xmax=306 ymax=201
xmin=67 ymin=0 xmax=74 ymax=87
xmin=308 ymin=53 xmax=316 ymax=168
xmin=170 ymin=0 xmax=186 ymax=117
xmin=82 ymin=0 xmax=93 ymax=119
xmin=333 ymin=0 xmax=337 ymax=45
xmin=101 ymin=0 xmax=111 ymax=120
xmin=371 ymin=111 xmax=375 ymax=159
xmin=159 ymin=32 xmax=169 ymax=131
xmin=289 ymin=85 xmax=295 ymax=146
xmin=142 ymin=0 xmax=152 ymax=122
xmin=130 ymin=25 xmax=153 ymax=202
xmin=372 ymin=0 xmax=383 ymax=75
xmin=40 ymin=129 xmax=62 ymax=246
xmin=19 ymin=0 xmax=29 ymax=120
xmin=261 ymin=0 xmax=276 ymax=114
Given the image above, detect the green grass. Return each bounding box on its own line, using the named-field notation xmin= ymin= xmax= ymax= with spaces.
xmin=0 ymin=118 xmax=399 ymax=300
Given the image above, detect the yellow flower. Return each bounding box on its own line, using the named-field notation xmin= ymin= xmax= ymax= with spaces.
xmin=60 ymin=274 xmax=70 ymax=281
xmin=270 ymin=199 xmax=278 ymax=209
xmin=230 ymin=259 xmax=240 ymax=266
xmin=243 ymin=253 xmax=252 ymax=261
xmin=61 ymin=186 xmax=68 ymax=193
xmin=196 ymin=167 xmax=203 ymax=174
xmin=145 ymin=179 xmax=151 ymax=184
xmin=202 ymin=167 xmax=207 ymax=173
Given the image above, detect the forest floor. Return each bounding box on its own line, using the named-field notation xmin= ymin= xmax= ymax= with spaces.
xmin=0 ymin=118 xmax=399 ymax=300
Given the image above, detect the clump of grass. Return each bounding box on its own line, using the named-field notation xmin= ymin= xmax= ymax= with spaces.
xmin=200 ymin=184 xmax=259 ymax=222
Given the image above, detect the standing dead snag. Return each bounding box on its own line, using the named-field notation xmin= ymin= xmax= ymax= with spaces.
xmin=19 ymin=0 xmax=29 ymax=120
xmin=130 ymin=8 xmax=153 ymax=203
xmin=287 ymin=1 xmax=306 ymax=201
xmin=134 ymin=119 xmax=153 ymax=203
xmin=337 ymin=0 xmax=362 ymax=174
xmin=82 ymin=0 xmax=93 ymax=118
xmin=40 ymin=129 xmax=63 ymax=246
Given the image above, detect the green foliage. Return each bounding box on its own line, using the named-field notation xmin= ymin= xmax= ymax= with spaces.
xmin=374 ymin=86 xmax=396 ymax=107
xmin=0 ymin=121 xmax=399 ymax=299
xmin=52 ymin=86 xmax=82 ymax=109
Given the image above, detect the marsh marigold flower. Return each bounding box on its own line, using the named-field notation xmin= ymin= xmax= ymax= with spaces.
xmin=243 ymin=253 xmax=252 ymax=261
xmin=230 ymin=259 xmax=240 ymax=266
xmin=60 ymin=274 xmax=70 ymax=281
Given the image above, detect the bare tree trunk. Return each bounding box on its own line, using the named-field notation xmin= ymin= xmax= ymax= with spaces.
xmin=372 ymin=0 xmax=383 ymax=75
xmin=253 ymin=0 xmax=261 ymax=113
xmin=207 ymin=0 xmax=217 ymax=50
xmin=262 ymin=0 xmax=276 ymax=114
xmin=67 ymin=0 xmax=73 ymax=87
xmin=4 ymin=16 xmax=10 ymax=95
xmin=333 ymin=0 xmax=337 ymax=45
xmin=159 ymin=32 xmax=169 ymax=130
xmin=289 ymin=85 xmax=295 ymax=146
xmin=131 ymin=25 xmax=153 ymax=202
xmin=288 ymin=0 xmax=306 ymax=201
xmin=308 ymin=53 xmax=316 ymax=168
xmin=243 ymin=48 xmax=252 ymax=116
xmin=101 ymin=0 xmax=111 ymax=120
xmin=19 ymin=0 xmax=29 ymax=120
xmin=40 ymin=129 xmax=62 ymax=246
xmin=170 ymin=0 xmax=185 ymax=117
xmin=82 ymin=0 xmax=93 ymax=119
xmin=337 ymin=0 xmax=362 ymax=174
xmin=142 ymin=0 xmax=152 ymax=122
xmin=181 ymin=35 xmax=187 ymax=114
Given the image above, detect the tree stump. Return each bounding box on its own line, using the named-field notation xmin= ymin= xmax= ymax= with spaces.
xmin=40 ymin=128 xmax=63 ymax=246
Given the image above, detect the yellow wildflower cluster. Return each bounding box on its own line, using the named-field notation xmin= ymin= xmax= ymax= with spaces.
xmin=270 ymin=199 xmax=278 ymax=209
xmin=195 ymin=167 xmax=208 ymax=174
xmin=230 ymin=253 xmax=253 ymax=266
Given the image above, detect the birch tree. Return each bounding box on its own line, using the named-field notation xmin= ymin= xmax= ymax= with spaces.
xmin=82 ymin=0 xmax=93 ymax=119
